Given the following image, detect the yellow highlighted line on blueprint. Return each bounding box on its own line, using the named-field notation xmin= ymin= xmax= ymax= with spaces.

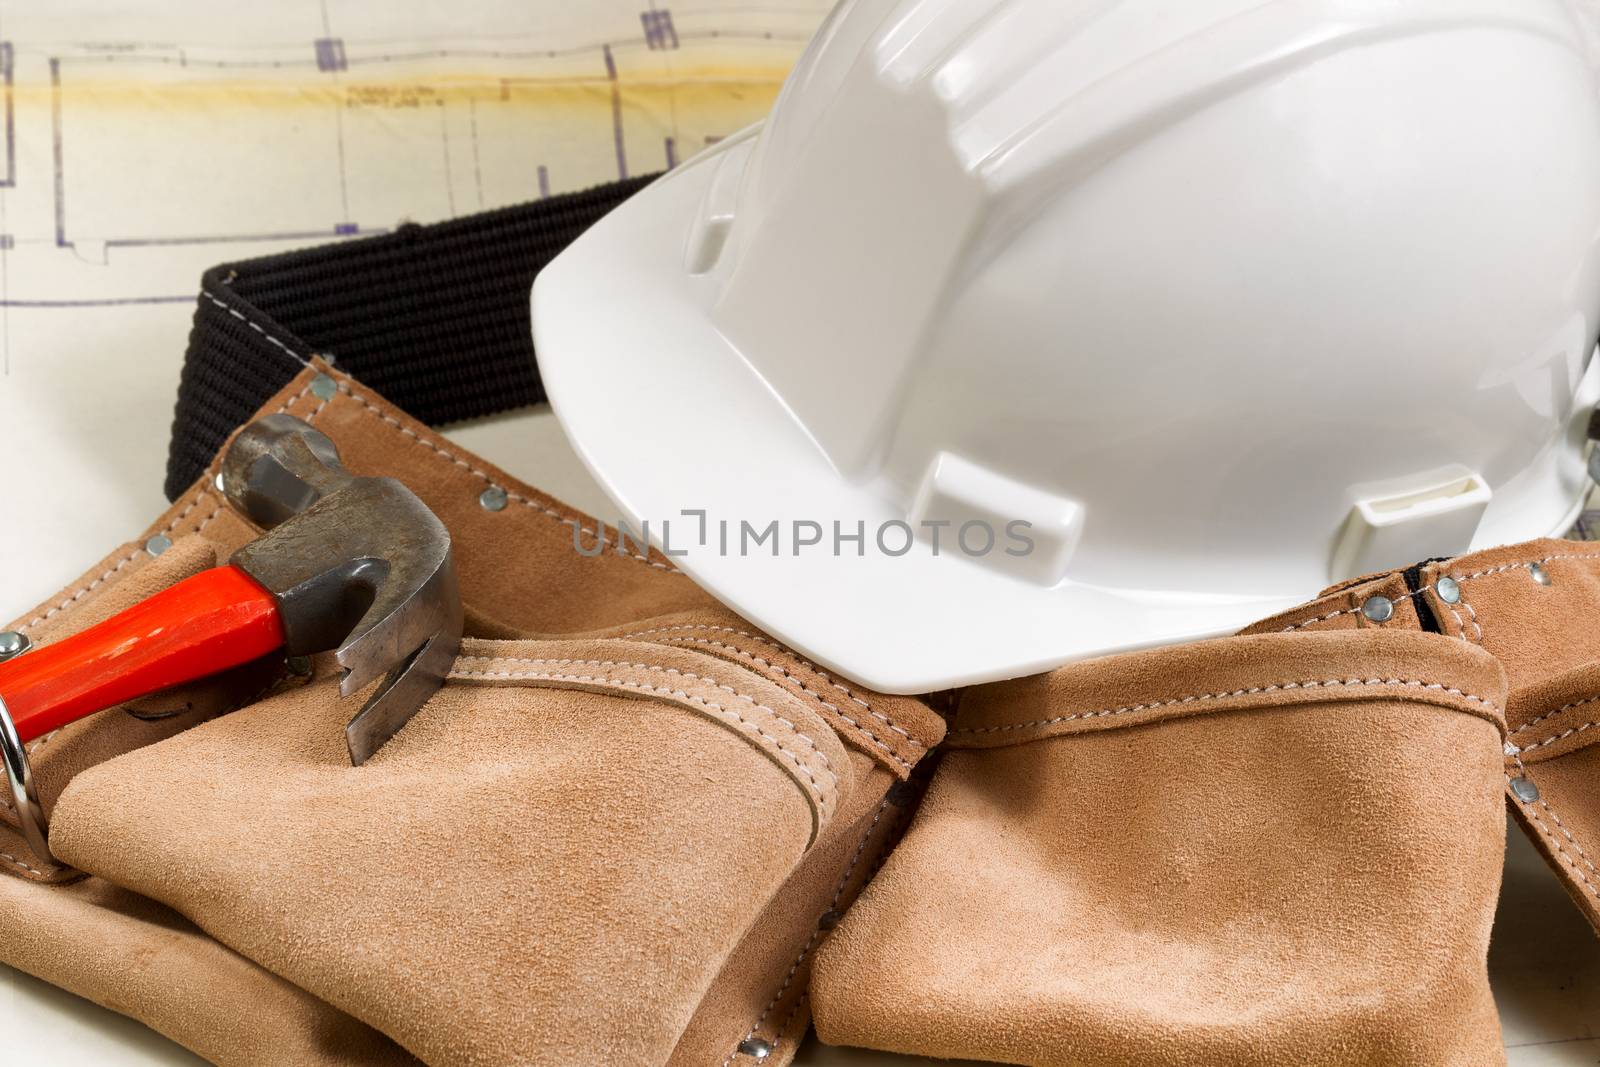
xmin=11 ymin=68 xmax=793 ymax=111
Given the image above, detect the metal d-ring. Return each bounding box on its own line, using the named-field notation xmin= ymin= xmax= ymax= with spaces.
xmin=0 ymin=633 xmax=55 ymax=866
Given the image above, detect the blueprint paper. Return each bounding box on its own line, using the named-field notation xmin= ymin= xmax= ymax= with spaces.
xmin=0 ymin=0 xmax=829 ymax=618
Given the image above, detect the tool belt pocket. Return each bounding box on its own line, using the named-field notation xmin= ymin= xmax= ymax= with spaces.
xmin=1506 ymin=660 xmax=1600 ymax=935
xmin=39 ymin=635 xmax=854 ymax=1066
xmin=1 ymin=532 xmax=286 ymax=881
xmin=812 ymin=629 xmax=1511 ymax=1067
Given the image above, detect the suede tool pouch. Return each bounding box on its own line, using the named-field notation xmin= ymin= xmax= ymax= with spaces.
xmin=1245 ymin=539 xmax=1600 ymax=945
xmin=47 ymin=637 xmax=851 ymax=1066
xmin=811 ymin=630 xmax=1509 ymax=1067
xmin=0 ymin=364 xmax=944 ymax=1067
xmin=1506 ymin=661 xmax=1600 ymax=929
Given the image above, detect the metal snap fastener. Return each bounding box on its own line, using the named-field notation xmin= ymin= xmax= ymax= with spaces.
xmin=1435 ymin=577 xmax=1461 ymax=604
xmin=479 ymin=486 xmax=509 ymax=512
xmin=310 ymin=373 xmax=338 ymax=401
xmin=737 ymin=1037 xmax=774 ymax=1060
xmin=144 ymin=534 xmax=173 ymax=557
xmin=1510 ymin=777 xmax=1541 ymax=804
xmin=1360 ymin=595 xmax=1394 ymax=623
xmin=1529 ymin=562 xmax=1552 ymax=586
xmin=0 ymin=631 xmax=29 ymax=661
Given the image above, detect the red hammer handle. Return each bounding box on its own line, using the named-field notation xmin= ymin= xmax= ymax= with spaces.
xmin=0 ymin=566 xmax=285 ymax=744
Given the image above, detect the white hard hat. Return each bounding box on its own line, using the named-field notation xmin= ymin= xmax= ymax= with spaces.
xmin=534 ymin=0 xmax=1600 ymax=694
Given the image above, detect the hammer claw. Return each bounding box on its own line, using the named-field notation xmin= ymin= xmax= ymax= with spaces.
xmin=344 ymin=622 xmax=462 ymax=766
xmin=334 ymin=552 xmax=461 ymax=695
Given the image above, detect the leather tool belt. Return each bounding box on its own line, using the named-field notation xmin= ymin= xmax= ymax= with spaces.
xmin=2 ymin=353 xmax=946 ymax=1064
xmin=4 ymin=175 xmax=1600 ymax=1066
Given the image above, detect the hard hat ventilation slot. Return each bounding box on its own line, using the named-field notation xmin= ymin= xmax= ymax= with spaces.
xmin=909 ymin=452 xmax=1085 ymax=586
xmin=1331 ymin=470 xmax=1492 ymax=583
xmin=685 ymin=217 xmax=732 ymax=276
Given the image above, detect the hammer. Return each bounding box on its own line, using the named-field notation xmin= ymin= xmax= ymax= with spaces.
xmin=0 ymin=415 xmax=462 ymax=859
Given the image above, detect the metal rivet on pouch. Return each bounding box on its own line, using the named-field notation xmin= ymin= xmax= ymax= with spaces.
xmin=310 ymin=373 xmax=338 ymax=401
xmin=1529 ymin=562 xmax=1552 ymax=586
xmin=144 ymin=534 xmax=173 ymax=557
xmin=1435 ymin=577 xmax=1461 ymax=605
xmin=737 ymin=1037 xmax=774 ymax=1060
xmin=214 ymin=471 xmax=226 ymax=492
xmin=1360 ymin=595 xmax=1394 ymax=623
xmin=0 ymin=631 xmax=30 ymax=661
xmin=1510 ymin=777 xmax=1541 ymax=804
xmin=479 ymin=486 xmax=509 ymax=512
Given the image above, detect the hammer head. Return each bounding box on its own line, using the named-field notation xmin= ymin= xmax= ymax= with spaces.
xmin=222 ymin=414 xmax=463 ymax=765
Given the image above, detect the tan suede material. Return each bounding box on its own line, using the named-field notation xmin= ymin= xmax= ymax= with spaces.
xmin=1505 ymin=662 xmax=1600 ymax=931
xmin=668 ymin=765 xmax=915 ymax=1067
xmin=1245 ymin=570 xmax=1426 ymax=637
xmin=588 ymin=609 xmax=932 ymax=779
xmin=0 ymin=874 xmax=413 ymax=1065
xmin=1237 ymin=537 xmax=1600 ymax=947
xmin=812 ymin=630 xmax=1509 ymax=1066
xmin=0 ymin=363 xmax=946 ymax=1066
xmin=50 ymin=639 xmax=844 ymax=1065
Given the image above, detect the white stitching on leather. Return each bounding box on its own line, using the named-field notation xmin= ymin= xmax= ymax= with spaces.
xmin=952 ymin=677 xmax=1503 ymax=736
xmin=449 ymin=665 xmax=839 ymax=808
xmin=453 ymin=655 xmax=837 ymax=774
xmin=1514 ymin=694 xmax=1600 ymax=738
xmin=1278 ymin=590 xmax=1425 ymax=633
xmin=1278 ymin=551 xmax=1600 ymax=634
xmin=1280 ymin=607 xmax=1360 ymax=632
xmin=1536 ymin=795 xmax=1600 ymax=879
xmin=723 ymin=795 xmax=898 ymax=1067
xmin=453 ymin=669 xmax=834 ymax=806
xmin=619 ymin=624 xmax=907 ymax=737
xmin=1518 ymin=803 xmax=1600 ymax=900
xmin=1510 ymin=719 xmax=1600 ymax=754
xmin=274 ymin=381 xmax=315 ymax=416
xmin=1452 ymin=551 xmax=1600 ymax=582
xmin=636 ymin=635 xmax=920 ymax=767
xmin=0 ymin=851 xmax=59 ymax=877
xmin=1511 ymin=766 xmax=1600 ymax=901
xmin=14 ymin=550 xmax=143 ymax=634
xmin=1460 ymin=595 xmax=1482 ymax=643
xmin=193 ymin=504 xmax=227 ymax=536
xmin=322 ymin=381 xmax=680 ymax=575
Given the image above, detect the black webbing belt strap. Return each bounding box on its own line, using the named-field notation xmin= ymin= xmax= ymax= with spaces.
xmin=164 ymin=174 xmax=657 ymax=501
